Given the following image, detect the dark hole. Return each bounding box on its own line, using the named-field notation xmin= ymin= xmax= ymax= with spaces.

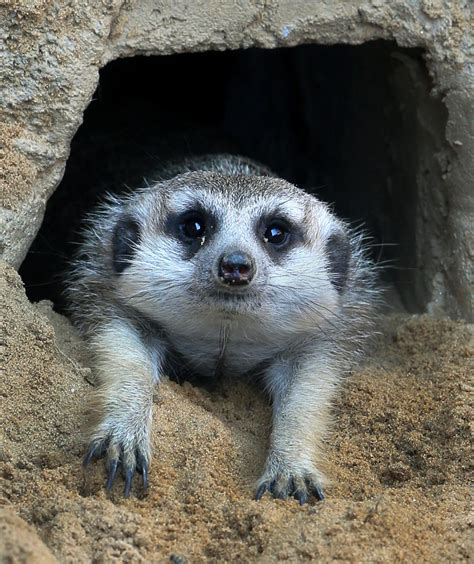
xmin=19 ymin=41 xmax=446 ymax=313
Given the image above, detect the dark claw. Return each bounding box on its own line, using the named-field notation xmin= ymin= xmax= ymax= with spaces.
xmin=141 ymin=464 xmax=148 ymax=492
xmin=83 ymin=441 xmax=103 ymax=467
xmin=294 ymin=490 xmax=309 ymax=506
xmin=309 ymin=483 xmax=325 ymax=501
xmin=136 ymin=453 xmax=149 ymax=492
xmin=106 ymin=459 xmax=119 ymax=491
xmin=255 ymin=482 xmax=268 ymax=501
xmin=124 ymin=468 xmax=134 ymax=498
xmin=257 ymin=474 xmax=324 ymax=504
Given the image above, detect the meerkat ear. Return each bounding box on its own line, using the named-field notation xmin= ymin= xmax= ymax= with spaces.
xmin=325 ymin=229 xmax=351 ymax=292
xmin=112 ymin=215 xmax=141 ymax=274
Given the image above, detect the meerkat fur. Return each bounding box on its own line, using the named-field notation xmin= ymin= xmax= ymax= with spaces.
xmin=65 ymin=154 xmax=379 ymax=502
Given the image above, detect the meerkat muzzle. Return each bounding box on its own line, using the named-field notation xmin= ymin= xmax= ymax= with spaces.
xmin=218 ymin=251 xmax=254 ymax=286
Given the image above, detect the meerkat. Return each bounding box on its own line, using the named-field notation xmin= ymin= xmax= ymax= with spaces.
xmin=65 ymin=154 xmax=378 ymax=503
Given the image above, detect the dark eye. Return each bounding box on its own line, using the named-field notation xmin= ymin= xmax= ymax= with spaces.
xmin=264 ymin=222 xmax=289 ymax=246
xmin=178 ymin=213 xmax=206 ymax=241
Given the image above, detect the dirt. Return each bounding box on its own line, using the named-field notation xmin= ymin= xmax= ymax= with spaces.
xmin=1 ymin=261 xmax=472 ymax=562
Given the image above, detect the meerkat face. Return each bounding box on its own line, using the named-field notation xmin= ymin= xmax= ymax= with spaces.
xmin=111 ymin=172 xmax=351 ymax=332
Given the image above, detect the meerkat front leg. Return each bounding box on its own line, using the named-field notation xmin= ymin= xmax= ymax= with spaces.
xmin=256 ymin=352 xmax=339 ymax=504
xmin=83 ymin=316 xmax=164 ymax=496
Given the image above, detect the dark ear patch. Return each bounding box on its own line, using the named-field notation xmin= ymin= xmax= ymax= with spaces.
xmin=112 ymin=216 xmax=141 ymax=273
xmin=325 ymin=230 xmax=350 ymax=292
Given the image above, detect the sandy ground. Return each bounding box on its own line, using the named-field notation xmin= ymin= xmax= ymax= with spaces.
xmin=1 ymin=261 xmax=472 ymax=562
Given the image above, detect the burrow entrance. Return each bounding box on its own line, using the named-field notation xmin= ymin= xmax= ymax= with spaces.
xmin=19 ymin=41 xmax=447 ymax=313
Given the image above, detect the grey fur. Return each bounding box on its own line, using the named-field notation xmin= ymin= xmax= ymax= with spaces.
xmin=65 ymin=154 xmax=379 ymax=501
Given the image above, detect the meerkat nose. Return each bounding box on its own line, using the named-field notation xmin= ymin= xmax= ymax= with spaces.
xmin=218 ymin=251 xmax=254 ymax=286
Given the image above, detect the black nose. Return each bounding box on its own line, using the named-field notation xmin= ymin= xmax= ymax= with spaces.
xmin=218 ymin=252 xmax=254 ymax=286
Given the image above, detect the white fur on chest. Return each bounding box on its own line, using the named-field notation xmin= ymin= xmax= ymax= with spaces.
xmin=162 ymin=312 xmax=288 ymax=377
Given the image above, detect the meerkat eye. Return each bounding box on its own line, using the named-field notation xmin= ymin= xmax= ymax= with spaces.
xmin=264 ymin=221 xmax=289 ymax=246
xmin=178 ymin=212 xmax=206 ymax=242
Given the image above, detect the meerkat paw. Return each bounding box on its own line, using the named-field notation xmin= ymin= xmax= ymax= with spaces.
xmin=255 ymin=456 xmax=325 ymax=505
xmin=83 ymin=421 xmax=151 ymax=497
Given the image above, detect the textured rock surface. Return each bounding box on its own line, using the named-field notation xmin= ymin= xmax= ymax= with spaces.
xmin=0 ymin=0 xmax=472 ymax=319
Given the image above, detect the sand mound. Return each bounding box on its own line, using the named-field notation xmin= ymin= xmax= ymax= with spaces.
xmin=1 ymin=262 xmax=472 ymax=561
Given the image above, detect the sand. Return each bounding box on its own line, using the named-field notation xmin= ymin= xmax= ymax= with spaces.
xmin=1 ymin=261 xmax=472 ymax=562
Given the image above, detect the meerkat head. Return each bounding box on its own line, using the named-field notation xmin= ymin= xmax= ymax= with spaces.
xmin=110 ymin=172 xmax=351 ymax=331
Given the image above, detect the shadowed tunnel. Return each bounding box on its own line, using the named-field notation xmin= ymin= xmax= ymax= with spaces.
xmin=20 ymin=41 xmax=446 ymax=313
